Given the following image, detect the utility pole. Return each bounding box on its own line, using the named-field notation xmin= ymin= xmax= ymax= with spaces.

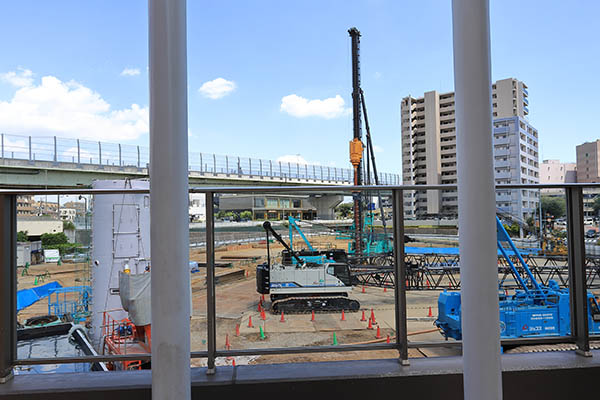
xmin=349 ymin=27 xmax=363 ymax=257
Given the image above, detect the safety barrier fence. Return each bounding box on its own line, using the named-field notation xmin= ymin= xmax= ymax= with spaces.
xmin=0 ymin=133 xmax=400 ymax=184
xmin=0 ymin=183 xmax=596 ymax=377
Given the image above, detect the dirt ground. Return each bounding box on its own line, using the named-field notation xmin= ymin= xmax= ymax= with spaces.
xmin=17 ymin=235 xmax=459 ymax=366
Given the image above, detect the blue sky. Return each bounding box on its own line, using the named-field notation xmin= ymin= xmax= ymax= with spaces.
xmin=0 ymin=1 xmax=598 ymax=175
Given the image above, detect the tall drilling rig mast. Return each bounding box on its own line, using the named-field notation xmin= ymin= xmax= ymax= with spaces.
xmin=348 ymin=27 xmax=363 ymax=256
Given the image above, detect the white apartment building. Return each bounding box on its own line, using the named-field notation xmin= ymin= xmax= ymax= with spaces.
xmin=401 ymin=78 xmax=539 ymax=222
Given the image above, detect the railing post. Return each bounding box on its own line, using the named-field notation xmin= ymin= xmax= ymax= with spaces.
xmin=313 ymin=165 xmax=316 ymax=180
xmin=288 ymin=162 xmax=291 ymax=178
xmin=305 ymin=164 xmax=308 ymax=179
xmin=566 ymin=186 xmax=591 ymax=356
xmin=28 ymin=136 xmax=32 ymax=163
xmin=199 ymin=154 xmax=203 ymax=174
xmin=320 ymin=165 xmax=323 ymax=180
xmin=269 ymin=160 xmax=273 ymax=177
xmin=1 ymin=134 xmax=3 ymax=159
xmin=237 ymin=157 xmax=241 ymax=176
xmin=279 ymin=161 xmax=282 ymax=179
xmin=77 ymin=139 xmax=81 ymax=165
xmin=98 ymin=141 xmax=102 ymax=168
xmin=259 ymin=159 xmax=263 ymax=176
xmin=392 ymin=189 xmax=409 ymax=365
xmin=296 ymin=163 xmax=299 ymax=179
xmin=249 ymin=158 xmax=252 ymax=177
xmin=137 ymin=145 xmax=140 ymax=169
xmin=53 ymin=136 xmax=57 ymax=164
xmin=205 ymin=191 xmax=216 ymax=373
xmin=0 ymin=194 xmax=16 ymax=383
xmin=328 ymin=166 xmax=331 ymax=181
xmin=213 ymin=154 xmax=216 ymax=174
xmin=225 ymin=156 xmax=229 ymax=175
xmin=334 ymin=167 xmax=337 ymax=181
xmin=118 ymin=144 xmax=122 ymax=167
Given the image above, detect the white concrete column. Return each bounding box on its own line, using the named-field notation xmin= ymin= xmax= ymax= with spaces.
xmin=451 ymin=1 xmax=502 ymax=399
xmin=148 ymin=0 xmax=190 ymax=399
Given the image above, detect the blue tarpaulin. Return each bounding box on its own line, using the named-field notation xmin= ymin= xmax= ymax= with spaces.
xmin=17 ymin=281 xmax=62 ymax=312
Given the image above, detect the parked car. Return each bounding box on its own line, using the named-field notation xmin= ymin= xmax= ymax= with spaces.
xmin=586 ymin=229 xmax=597 ymax=238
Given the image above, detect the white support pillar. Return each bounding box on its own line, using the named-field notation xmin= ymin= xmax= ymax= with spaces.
xmin=451 ymin=1 xmax=502 ymax=399
xmin=149 ymin=0 xmax=190 ymax=399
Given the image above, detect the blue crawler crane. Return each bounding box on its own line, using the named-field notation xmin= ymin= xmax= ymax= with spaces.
xmin=435 ymin=217 xmax=600 ymax=340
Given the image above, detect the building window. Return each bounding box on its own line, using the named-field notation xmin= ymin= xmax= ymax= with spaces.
xmin=293 ymin=199 xmax=302 ymax=208
xmin=266 ymin=198 xmax=278 ymax=208
xmin=280 ymin=199 xmax=290 ymax=208
xmin=254 ymin=198 xmax=265 ymax=208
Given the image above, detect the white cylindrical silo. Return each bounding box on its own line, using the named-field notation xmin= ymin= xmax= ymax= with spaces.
xmin=90 ymin=179 xmax=151 ymax=349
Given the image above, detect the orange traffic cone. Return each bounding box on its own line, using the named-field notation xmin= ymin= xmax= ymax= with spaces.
xmin=225 ymin=334 xmax=231 ymax=350
xmin=360 ymin=310 xmax=366 ymax=321
xmin=232 ymin=359 xmax=236 ymax=367
xmin=428 ymin=306 xmax=433 ymax=317
xmin=383 ymin=287 xmax=387 ymax=293
xmin=280 ymin=311 xmax=285 ymax=323
xmin=426 ymin=279 xmax=431 ymax=288
xmin=248 ymin=316 xmax=254 ymax=328
xmin=261 ymin=310 xmax=266 ymax=320
xmin=362 ymin=286 xmax=366 ymax=293
xmin=341 ymin=310 xmax=346 ymax=321
xmin=367 ymin=317 xmax=374 ymax=330
xmin=386 ymin=335 xmax=390 ymax=344
xmin=257 ymin=303 xmax=262 ymax=312
xmin=370 ymin=309 xmax=376 ymax=324
xmin=261 ymin=295 xmax=265 ymax=302
xmin=311 ymin=310 xmax=315 ymax=321
xmin=376 ymin=326 xmax=382 ymax=339
xmin=235 ymin=324 xmax=240 ymax=337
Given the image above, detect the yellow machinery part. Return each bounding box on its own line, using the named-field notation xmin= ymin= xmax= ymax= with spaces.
xmin=349 ymin=138 xmax=364 ymax=167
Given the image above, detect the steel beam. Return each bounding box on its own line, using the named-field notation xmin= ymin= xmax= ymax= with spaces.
xmin=0 ymin=195 xmax=16 ymax=383
xmin=452 ymin=0 xmax=502 ymax=398
xmin=566 ymin=186 xmax=591 ymax=356
xmin=148 ymin=0 xmax=191 ymax=398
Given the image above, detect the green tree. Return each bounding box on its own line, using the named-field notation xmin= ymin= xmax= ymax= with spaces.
xmin=17 ymin=231 xmax=28 ymax=242
xmin=41 ymin=232 xmax=69 ymax=247
xmin=541 ymin=196 xmax=566 ymax=219
xmin=240 ymin=210 xmax=252 ymax=220
xmin=63 ymin=220 xmax=75 ymax=230
xmin=336 ymin=203 xmax=353 ymax=219
xmin=592 ymin=196 xmax=600 ymax=216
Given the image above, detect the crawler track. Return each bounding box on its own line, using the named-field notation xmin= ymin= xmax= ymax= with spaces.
xmin=271 ymin=296 xmax=360 ymax=314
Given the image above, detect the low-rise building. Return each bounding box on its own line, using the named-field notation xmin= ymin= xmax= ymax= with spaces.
xmin=540 ymin=159 xmax=576 ymax=195
xmin=218 ymin=194 xmax=343 ymax=220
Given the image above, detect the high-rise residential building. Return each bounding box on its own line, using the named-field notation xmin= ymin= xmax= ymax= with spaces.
xmin=576 ymin=140 xmax=600 ymax=183
xmin=540 ymin=159 xmax=577 ymax=195
xmin=401 ymin=78 xmax=539 ymax=222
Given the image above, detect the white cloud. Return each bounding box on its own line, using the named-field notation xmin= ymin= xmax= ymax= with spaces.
xmin=0 ymin=68 xmax=34 ymax=87
xmin=120 ymin=67 xmax=141 ymax=77
xmin=277 ymin=154 xmax=320 ymax=165
xmin=373 ymin=144 xmax=384 ymax=153
xmin=198 ymin=78 xmax=236 ymax=99
xmin=280 ymin=94 xmax=350 ymax=119
xmin=0 ymin=70 xmax=148 ymax=141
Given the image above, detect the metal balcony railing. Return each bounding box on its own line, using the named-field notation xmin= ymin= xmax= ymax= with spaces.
xmin=0 ymin=183 xmax=596 ymax=377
